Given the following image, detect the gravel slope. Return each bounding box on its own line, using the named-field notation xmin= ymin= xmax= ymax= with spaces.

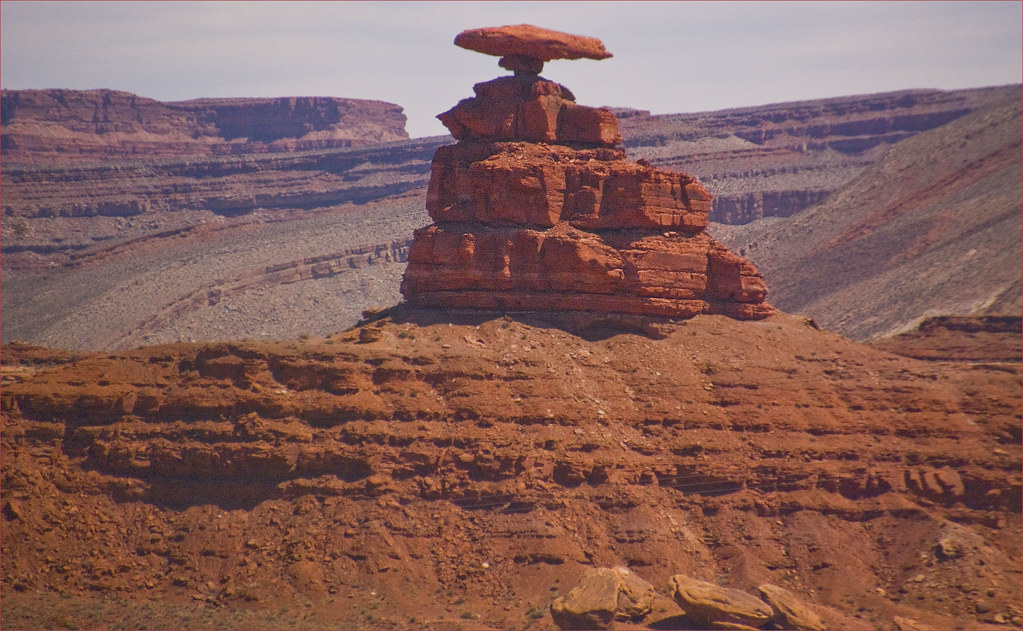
xmin=1 ymin=194 xmax=429 ymax=350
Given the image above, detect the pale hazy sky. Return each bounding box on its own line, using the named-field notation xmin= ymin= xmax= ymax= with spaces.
xmin=2 ymin=1 xmax=1020 ymax=138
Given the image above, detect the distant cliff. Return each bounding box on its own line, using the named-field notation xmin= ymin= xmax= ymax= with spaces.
xmin=712 ymin=95 xmax=1023 ymax=340
xmin=0 ymin=89 xmax=409 ymax=162
xmin=618 ymin=85 xmax=1022 ymax=224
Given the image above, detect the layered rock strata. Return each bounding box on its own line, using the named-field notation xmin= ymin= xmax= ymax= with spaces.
xmin=454 ymin=24 xmax=613 ymax=62
xmin=618 ymin=85 xmax=1021 ymax=225
xmin=0 ymin=89 xmax=409 ymax=162
xmin=2 ymin=311 xmax=1021 ymax=628
xmin=401 ymin=25 xmax=772 ymax=320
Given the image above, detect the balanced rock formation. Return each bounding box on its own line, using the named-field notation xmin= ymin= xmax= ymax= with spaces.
xmin=401 ymin=25 xmax=772 ymax=321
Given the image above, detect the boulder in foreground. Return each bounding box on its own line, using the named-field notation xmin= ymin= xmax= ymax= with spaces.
xmin=550 ymin=566 xmax=655 ymax=630
xmin=757 ymin=584 xmax=826 ymax=630
xmin=670 ymin=574 xmax=773 ymax=630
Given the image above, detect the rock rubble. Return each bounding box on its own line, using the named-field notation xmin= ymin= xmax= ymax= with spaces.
xmin=401 ymin=24 xmax=773 ymax=321
xmin=549 ymin=567 xmax=838 ymax=630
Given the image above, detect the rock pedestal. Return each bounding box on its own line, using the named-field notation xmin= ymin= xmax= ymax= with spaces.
xmin=401 ymin=24 xmax=773 ymax=321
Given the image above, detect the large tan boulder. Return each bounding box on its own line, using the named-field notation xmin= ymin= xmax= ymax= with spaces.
xmin=615 ymin=566 xmax=657 ymax=619
xmin=757 ymin=584 xmax=826 ymax=630
xmin=670 ymin=574 xmax=773 ymax=630
xmin=550 ymin=566 xmax=656 ymax=630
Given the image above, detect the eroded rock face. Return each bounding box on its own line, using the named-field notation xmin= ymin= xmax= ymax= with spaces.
xmin=402 ymin=225 xmax=769 ymax=319
xmin=440 ymin=25 xmax=619 ymax=145
xmin=424 ymin=142 xmax=709 ymax=230
xmin=402 ymin=25 xmax=772 ymax=321
xmin=437 ymin=76 xmax=621 ymax=145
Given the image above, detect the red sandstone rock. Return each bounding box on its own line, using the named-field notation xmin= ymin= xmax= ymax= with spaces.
xmin=550 ymin=567 xmax=656 ymax=629
xmin=499 ymin=54 xmax=545 ymax=75
xmin=438 ymin=26 xmax=621 ymax=146
xmin=670 ymin=574 xmax=774 ymax=630
xmin=454 ymin=24 xmax=612 ymax=62
xmin=437 ymin=76 xmax=621 ymax=146
xmin=557 ymin=101 xmax=622 ymax=145
xmin=757 ymin=584 xmax=827 ymax=630
xmin=426 ymin=142 xmax=709 ymax=231
xmin=401 ymin=224 xmax=773 ymax=320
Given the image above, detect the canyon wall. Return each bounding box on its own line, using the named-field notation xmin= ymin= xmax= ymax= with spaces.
xmin=0 ymin=89 xmax=409 ymax=162
xmin=618 ymin=85 xmax=1021 ymax=224
xmin=712 ymin=95 xmax=1023 ymax=340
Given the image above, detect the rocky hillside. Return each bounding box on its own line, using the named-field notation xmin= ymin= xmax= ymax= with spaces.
xmin=0 ymin=195 xmax=426 ymax=350
xmin=0 ymin=89 xmax=409 ymax=162
xmin=712 ymin=95 xmax=1023 ymax=340
xmin=2 ymin=310 xmax=1020 ymax=629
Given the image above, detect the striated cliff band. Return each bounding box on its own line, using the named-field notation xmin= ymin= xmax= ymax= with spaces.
xmin=0 ymin=89 xmax=409 ymax=161
xmin=712 ymin=94 xmax=1023 ymax=340
xmin=618 ymin=85 xmax=1020 ymax=225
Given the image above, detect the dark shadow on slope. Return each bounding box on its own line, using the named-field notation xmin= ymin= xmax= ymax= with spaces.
xmin=647 ymin=614 xmax=705 ymax=630
xmin=365 ymin=301 xmax=682 ymax=341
